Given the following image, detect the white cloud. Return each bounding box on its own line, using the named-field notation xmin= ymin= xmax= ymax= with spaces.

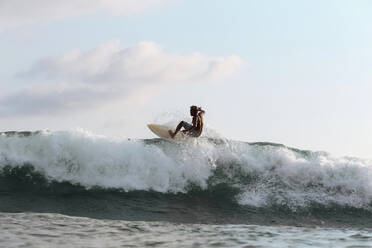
xmin=1 ymin=40 xmax=243 ymax=117
xmin=0 ymin=0 xmax=171 ymax=31
xmin=0 ymin=84 xmax=113 ymax=116
xmin=24 ymin=40 xmax=242 ymax=83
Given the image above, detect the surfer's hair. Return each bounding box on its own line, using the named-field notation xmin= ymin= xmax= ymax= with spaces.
xmin=190 ymin=105 xmax=198 ymax=111
xmin=190 ymin=105 xmax=198 ymax=116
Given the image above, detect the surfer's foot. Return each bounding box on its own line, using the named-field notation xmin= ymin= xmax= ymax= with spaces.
xmin=168 ymin=130 xmax=175 ymax=138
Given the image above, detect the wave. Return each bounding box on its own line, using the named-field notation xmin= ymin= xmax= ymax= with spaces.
xmin=1 ymin=130 xmax=372 ymax=211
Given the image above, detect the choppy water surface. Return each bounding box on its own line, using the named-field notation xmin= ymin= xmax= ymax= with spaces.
xmin=1 ymin=213 xmax=372 ymax=248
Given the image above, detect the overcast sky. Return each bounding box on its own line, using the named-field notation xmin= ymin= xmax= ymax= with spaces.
xmin=1 ymin=0 xmax=372 ymax=158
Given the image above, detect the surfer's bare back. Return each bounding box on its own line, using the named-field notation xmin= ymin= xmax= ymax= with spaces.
xmin=169 ymin=106 xmax=205 ymax=138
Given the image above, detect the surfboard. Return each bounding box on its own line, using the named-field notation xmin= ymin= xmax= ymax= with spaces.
xmin=147 ymin=124 xmax=185 ymax=140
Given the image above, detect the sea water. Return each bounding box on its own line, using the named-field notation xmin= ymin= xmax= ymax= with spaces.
xmin=2 ymin=212 xmax=372 ymax=248
xmin=1 ymin=130 xmax=372 ymax=247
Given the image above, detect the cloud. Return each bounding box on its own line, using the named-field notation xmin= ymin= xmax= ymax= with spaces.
xmin=1 ymin=40 xmax=243 ymax=117
xmin=24 ymin=40 xmax=242 ymax=84
xmin=0 ymin=0 xmax=171 ymax=31
xmin=0 ymin=84 xmax=114 ymax=116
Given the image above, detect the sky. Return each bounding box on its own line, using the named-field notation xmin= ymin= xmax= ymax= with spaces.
xmin=0 ymin=0 xmax=372 ymax=158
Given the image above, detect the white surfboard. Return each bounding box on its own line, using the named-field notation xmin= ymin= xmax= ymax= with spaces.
xmin=147 ymin=124 xmax=185 ymax=140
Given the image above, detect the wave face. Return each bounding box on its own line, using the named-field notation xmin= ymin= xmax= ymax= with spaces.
xmin=1 ymin=130 xmax=372 ymax=213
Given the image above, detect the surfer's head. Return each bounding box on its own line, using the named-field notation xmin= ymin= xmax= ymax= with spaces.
xmin=190 ymin=105 xmax=198 ymax=116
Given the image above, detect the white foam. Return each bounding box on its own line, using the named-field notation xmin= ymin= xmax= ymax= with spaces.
xmin=0 ymin=130 xmax=214 ymax=192
xmin=234 ymin=144 xmax=372 ymax=209
xmin=1 ymin=129 xmax=372 ymax=209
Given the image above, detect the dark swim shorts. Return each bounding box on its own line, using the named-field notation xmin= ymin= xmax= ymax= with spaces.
xmin=182 ymin=122 xmax=193 ymax=129
xmin=182 ymin=122 xmax=197 ymax=137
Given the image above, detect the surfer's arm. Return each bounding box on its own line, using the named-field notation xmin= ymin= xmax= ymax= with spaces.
xmin=197 ymin=107 xmax=205 ymax=116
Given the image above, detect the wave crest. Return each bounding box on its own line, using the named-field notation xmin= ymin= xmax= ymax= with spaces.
xmin=1 ymin=130 xmax=372 ymax=210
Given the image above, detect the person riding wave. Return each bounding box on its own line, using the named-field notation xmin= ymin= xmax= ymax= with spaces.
xmin=168 ymin=106 xmax=205 ymax=138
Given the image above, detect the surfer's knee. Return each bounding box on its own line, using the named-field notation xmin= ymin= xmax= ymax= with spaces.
xmin=176 ymin=121 xmax=184 ymax=129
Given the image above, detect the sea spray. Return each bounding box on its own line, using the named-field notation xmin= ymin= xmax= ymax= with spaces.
xmin=1 ymin=130 xmax=372 ymax=211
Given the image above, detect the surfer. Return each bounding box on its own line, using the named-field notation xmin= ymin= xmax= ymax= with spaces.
xmin=169 ymin=106 xmax=205 ymax=138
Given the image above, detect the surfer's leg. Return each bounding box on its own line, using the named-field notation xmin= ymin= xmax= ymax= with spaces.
xmin=169 ymin=121 xmax=185 ymax=138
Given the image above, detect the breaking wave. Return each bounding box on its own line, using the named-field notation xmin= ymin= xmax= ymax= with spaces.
xmin=1 ymin=130 xmax=372 ymax=211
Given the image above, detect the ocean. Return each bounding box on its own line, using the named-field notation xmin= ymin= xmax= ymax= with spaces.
xmin=1 ymin=130 xmax=372 ymax=247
